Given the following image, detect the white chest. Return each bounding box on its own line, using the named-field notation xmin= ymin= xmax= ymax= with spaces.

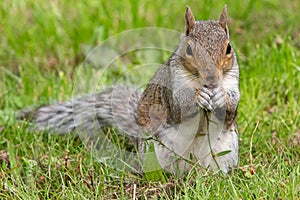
xmin=153 ymin=110 xmax=226 ymax=171
xmin=166 ymin=111 xmax=223 ymax=157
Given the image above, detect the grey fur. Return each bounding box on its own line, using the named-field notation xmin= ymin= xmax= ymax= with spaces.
xmin=18 ymin=85 xmax=143 ymax=138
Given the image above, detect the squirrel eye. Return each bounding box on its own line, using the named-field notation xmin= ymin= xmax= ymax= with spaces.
xmin=226 ymin=43 xmax=231 ymax=55
xmin=186 ymin=44 xmax=193 ymax=56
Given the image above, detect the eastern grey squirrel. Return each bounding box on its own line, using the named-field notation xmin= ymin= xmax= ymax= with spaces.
xmin=18 ymin=5 xmax=240 ymax=174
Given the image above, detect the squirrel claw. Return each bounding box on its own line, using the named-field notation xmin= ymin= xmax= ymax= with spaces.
xmin=212 ymin=87 xmax=226 ymax=109
xmin=196 ymin=87 xmax=213 ymax=111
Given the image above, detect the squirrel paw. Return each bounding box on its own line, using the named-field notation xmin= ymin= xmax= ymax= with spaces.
xmin=212 ymin=87 xmax=226 ymax=108
xmin=196 ymin=87 xmax=213 ymax=111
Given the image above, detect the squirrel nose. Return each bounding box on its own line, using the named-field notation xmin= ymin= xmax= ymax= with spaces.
xmin=206 ymin=73 xmax=218 ymax=85
xmin=207 ymin=74 xmax=215 ymax=82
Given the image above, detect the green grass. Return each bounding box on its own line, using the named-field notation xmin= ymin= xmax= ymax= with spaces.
xmin=1 ymin=0 xmax=300 ymax=199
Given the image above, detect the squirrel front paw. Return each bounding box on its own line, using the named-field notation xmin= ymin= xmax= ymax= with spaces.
xmin=211 ymin=87 xmax=225 ymax=109
xmin=211 ymin=87 xmax=227 ymax=121
xmin=196 ymin=87 xmax=213 ymax=111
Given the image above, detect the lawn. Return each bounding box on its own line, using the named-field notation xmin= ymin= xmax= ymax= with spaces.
xmin=0 ymin=0 xmax=300 ymax=199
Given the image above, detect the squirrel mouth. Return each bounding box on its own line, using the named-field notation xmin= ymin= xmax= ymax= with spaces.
xmin=203 ymin=84 xmax=217 ymax=89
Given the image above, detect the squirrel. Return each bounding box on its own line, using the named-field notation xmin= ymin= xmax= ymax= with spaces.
xmin=18 ymin=5 xmax=240 ymax=174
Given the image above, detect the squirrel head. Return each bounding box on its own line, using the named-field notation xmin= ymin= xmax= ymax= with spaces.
xmin=177 ymin=5 xmax=234 ymax=87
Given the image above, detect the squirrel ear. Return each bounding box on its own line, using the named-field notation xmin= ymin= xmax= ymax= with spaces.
xmin=185 ymin=6 xmax=195 ymax=36
xmin=219 ymin=5 xmax=229 ymax=36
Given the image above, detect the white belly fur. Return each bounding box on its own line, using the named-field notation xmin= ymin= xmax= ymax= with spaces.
xmin=154 ymin=111 xmax=238 ymax=174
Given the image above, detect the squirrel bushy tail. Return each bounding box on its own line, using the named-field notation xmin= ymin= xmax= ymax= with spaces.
xmin=17 ymin=85 xmax=142 ymax=138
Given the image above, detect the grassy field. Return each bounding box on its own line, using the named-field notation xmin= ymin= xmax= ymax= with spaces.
xmin=1 ymin=0 xmax=300 ymax=199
